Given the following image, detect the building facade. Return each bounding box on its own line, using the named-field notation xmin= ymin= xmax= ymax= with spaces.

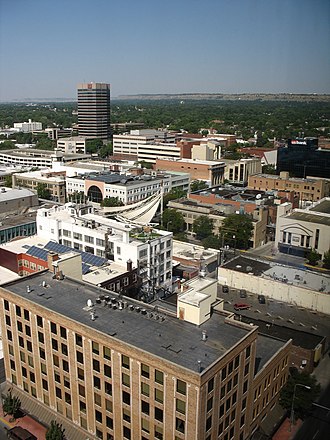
xmin=222 ymin=158 xmax=262 ymax=185
xmin=78 ymin=82 xmax=111 ymax=139
xmin=12 ymin=170 xmax=66 ymax=203
xmin=0 ymin=271 xmax=290 ymax=440
xmin=275 ymin=198 xmax=330 ymax=258
xmin=36 ymin=203 xmax=173 ymax=291
xmin=248 ymin=172 xmax=330 ymax=204
xmin=277 ymin=138 xmax=330 ymax=179
xmin=13 ymin=119 xmax=42 ymax=132
xmin=155 ymin=158 xmax=225 ymax=186
xmin=57 ymin=137 xmax=86 ymax=154
xmin=0 ymin=149 xmax=90 ymax=168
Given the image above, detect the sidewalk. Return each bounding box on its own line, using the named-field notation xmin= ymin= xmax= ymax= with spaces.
xmin=0 ymin=406 xmax=47 ymax=440
xmin=272 ymin=418 xmax=303 ymax=440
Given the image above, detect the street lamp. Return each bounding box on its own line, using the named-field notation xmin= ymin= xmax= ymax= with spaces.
xmin=290 ymin=383 xmax=311 ymax=431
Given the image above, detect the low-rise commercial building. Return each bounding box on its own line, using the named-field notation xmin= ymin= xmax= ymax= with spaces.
xmin=248 ymin=171 xmax=330 ymax=204
xmin=0 ymin=270 xmax=290 ymax=440
xmin=0 ymin=212 xmax=37 ymax=244
xmin=222 ymin=158 xmax=262 ymax=185
xmin=12 ymin=170 xmax=66 ymax=203
xmin=155 ymin=158 xmax=226 ymax=186
xmin=66 ymin=171 xmax=190 ymax=204
xmin=275 ymin=198 xmax=330 ymax=258
xmin=0 ymin=187 xmax=38 ymax=219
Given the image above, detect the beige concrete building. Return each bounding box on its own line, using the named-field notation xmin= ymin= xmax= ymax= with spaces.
xmin=0 ymin=270 xmax=290 ymax=440
xmin=275 ymin=198 xmax=330 ymax=258
xmin=248 ymin=172 xmax=330 ymax=204
xmin=12 ymin=169 xmax=66 ymax=203
xmin=57 ymin=137 xmax=86 ymax=154
xmin=0 ymin=187 xmax=38 ymax=220
xmin=222 ymin=158 xmax=262 ymax=185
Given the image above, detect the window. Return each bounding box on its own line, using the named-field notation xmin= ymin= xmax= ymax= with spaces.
xmin=24 ymin=309 xmax=30 ymax=321
xmin=176 ymin=399 xmax=186 ymax=414
xmin=94 ymin=376 xmax=101 ymax=390
xmin=76 ymin=351 xmax=84 ymax=364
xmin=77 ymin=367 xmax=84 ymax=380
xmin=122 ymin=390 xmax=130 ymax=405
xmin=50 ymin=322 xmax=57 ymax=334
xmin=176 ymin=379 xmax=186 ymax=395
xmin=17 ymin=321 xmax=23 ymax=332
xmin=155 ymin=369 xmax=163 ymax=384
xmin=76 ymin=334 xmax=83 ymax=347
xmin=80 ymin=400 xmax=86 ymax=413
xmin=63 ymin=360 xmax=69 ymax=372
xmin=92 ymin=341 xmax=99 ymax=355
xmin=141 ymin=382 xmax=149 ymax=397
xmin=106 ymin=416 xmax=113 ymax=429
xmin=122 ymin=373 xmax=130 ymax=387
xmin=208 ymin=377 xmax=214 ymax=393
xmin=79 ymin=384 xmax=85 ymax=397
xmin=105 ymin=382 xmax=112 ymax=396
xmin=155 ymin=407 xmax=163 ymax=422
xmin=207 ymin=397 xmax=213 ymax=412
xmin=123 ymin=426 xmax=131 ymax=439
xmin=141 ymin=363 xmax=149 ymax=378
xmin=38 ymin=332 xmax=44 ymax=343
xmin=104 ymin=364 xmax=111 ymax=378
xmin=93 ymin=359 xmax=100 ymax=372
xmin=60 ymin=326 xmax=67 ymax=339
xmin=155 ymin=388 xmax=163 ymax=403
xmin=61 ymin=343 xmax=68 ymax=356
xmin=141 ymin=400 xmax=149 ymax=415
xmin=104 ymin=346 xmax=111 ymax=360
xmin=141 ymin=418 xmax=149 ymax=433
xmin=52 ymin=338 xmax=58 ymax=351
xmin=176 ymin=418 xmax=185 ymax=434
xmin=37 ymin=315 xmax=43 ymax=327
xmin=122 ymin=354 xmax=130 ymax=369
xmin=95 ymin=410 xmax=102 ymax=423
xmin=4 ymin=300 xmax=9 ymax=311
xmin=206 ymin=415 xmax=212 ymax=431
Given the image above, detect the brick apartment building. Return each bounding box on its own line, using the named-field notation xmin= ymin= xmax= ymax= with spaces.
xmin=0 ymin=271 xmax=291 ymax=440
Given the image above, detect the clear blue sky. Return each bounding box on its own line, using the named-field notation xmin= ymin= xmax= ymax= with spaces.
xmin=0 ymin=0 xmax=329 ymax=100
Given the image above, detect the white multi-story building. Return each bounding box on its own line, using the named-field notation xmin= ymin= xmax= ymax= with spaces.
xmin=13 ymin=119 xmax=42 ymax=132
xmin=0 ymin=149 xmax=90 ymax=168
xmin=37 ymin=203 xmax=173 ymax=290
xmin=66 ymin=171 xmax=190 ymax=204
xmin=113 ymin=129 xmax=177 ymax=162
xmin=56 ymin=137 xmax=86 ymax=154
xmin=222 ymin=158 xmax=262 ymax=185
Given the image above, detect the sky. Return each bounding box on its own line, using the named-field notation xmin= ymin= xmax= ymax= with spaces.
xmin=0 ymin=0 xmax=329 ymax=101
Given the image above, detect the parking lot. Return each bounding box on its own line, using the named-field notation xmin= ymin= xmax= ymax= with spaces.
xmin=218 ymin=285 xmax=330 ymax=344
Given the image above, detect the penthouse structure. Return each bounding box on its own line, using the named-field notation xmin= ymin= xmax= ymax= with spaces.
xmin=0 ymin=271 xmax=290 ymax=440
xmin=77 ymin=82 xmax=111 ymax=139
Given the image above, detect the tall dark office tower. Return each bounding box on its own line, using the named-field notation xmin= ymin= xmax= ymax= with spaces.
xmin=77 ymin=82 xmax=110 ymax=139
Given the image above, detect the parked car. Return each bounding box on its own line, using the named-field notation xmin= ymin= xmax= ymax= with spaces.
xmin=234 ymin=303 xmax=251 ymax=311
xmin=222 ymin=285 xmax=229 ymax=293
xmin=258 ymin=294 xmax=266 ymax=304
xmin=239 ymin=289 xmax=247 ymax=298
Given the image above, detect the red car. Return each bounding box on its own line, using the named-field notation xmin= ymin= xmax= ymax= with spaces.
xmin=234 ymin=303 xmax=251 ymax=311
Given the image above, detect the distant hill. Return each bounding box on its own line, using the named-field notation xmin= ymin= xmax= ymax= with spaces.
xmin=117 ymin=93 xmax=330 ymax=102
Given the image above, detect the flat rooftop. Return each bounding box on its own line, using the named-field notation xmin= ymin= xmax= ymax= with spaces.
xmin=239 ymin=316 xmax=324 ymax=350
xmin=309 ymin=199 xmax=330 ymax=214
xmin=222 ymin=256 xmax=330 ymax=293
xmin=255 ymin=335 xmax=288 ymax=373
xmin=251 ymin=173 xmax=320 ymax=183
xmin=0 ymin=187 xmax=37 ymax=201
xmin=173 ymin=240 xmax=219 ymax=262
xmin=0 ymin=212 xmax=37 ymax=231
xmin=3 ymin=271 xmax=253 ymax=373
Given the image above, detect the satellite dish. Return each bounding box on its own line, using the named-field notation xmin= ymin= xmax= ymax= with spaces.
xmin=256 ymin=194 xmax=262 ymax=199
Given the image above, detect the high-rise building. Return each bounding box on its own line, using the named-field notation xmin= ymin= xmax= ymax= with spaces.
xmin=77 ymin=82 xmax=110 ymax=140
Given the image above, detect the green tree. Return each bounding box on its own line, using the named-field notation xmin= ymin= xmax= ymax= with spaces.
xmin=86 ymin=138 xmax=104 ymax=154
xmin=99 ymin=142 xmax=113 ymax=158
xmin=35 ymin=136 xmax=54 ymax=150
xmin=100 ymin=197 xmax=124 ymax=207
xmin=193 ymin=215 xmax=214 ymax=240
xmin=190 ymin=180 xmax=208 ymax=192
xmin=68 ymin=191 xmax=85 ymax=203
xmin=323 ymin=249 xmax=330 ymax=269
xmin=46 ymin=420 xmax=66 ymax=440
xmin=173 ymin=231 xmax=188 ymax=242
xmin=2 ymin=389 xmax=21 ymax=419
xmin=307 ymin=249 xmax=321 ymax=266
xmin=220 ymin=214 xmax=253 ymax=250
xmin=262 ymin=164 xmax=277 ymax=174
xmin=163 ymin=189 xmax=187 ymax=208
xmin=162 ymin=208 xmax=185 ymax=234
xmin=202 ymin=234 xmax=222 ymax=250
xmin=37 ymin=183 xmax=51 ymax=200
xmin=4 ymin=175 xmax=12 ymax=188
xmin=135 ymin=160 xmax=153 ymax=169
xmin=0 ymin=140 xmax=16 ymax=150
xmin=279 ymin=370 xmax=320 ymax=421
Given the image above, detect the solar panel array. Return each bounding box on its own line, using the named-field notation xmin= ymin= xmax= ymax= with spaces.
xmin=82 ymin=263 xmax=91 ymax=275
xmin=26 ymin=246 xmax=48 ymax=261
xmin=44 ymin=241 xmax=108 ymax=267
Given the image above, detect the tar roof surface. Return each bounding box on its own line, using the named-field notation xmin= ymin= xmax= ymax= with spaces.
xmin=222 ymin=256 xmax=271 ymax=276
xmin=239 ymin=316 xmax=324 ymax=349
xmin=309 ymin=199 xmax=330 ymax=214
xmin=4 ymin=272 xmax=251 ymax=373
xmin=254 ymin=334 xmax=287 ymax=374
